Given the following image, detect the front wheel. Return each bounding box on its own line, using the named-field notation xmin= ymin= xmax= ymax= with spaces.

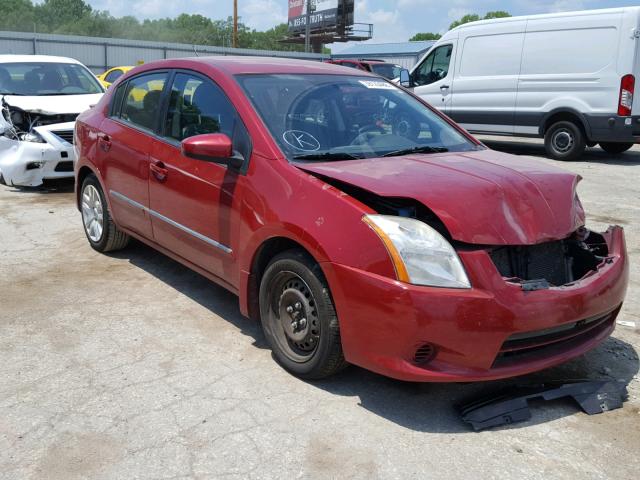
xmin=544 ymin=121 xmax=586 ymax=161
xmin=80 ymin=174 xmax=130 ymax=252
xmin=259 ymin=249 xmax=347 ymax=379
xmin=599 ymin=142 xmax=634 ymax=155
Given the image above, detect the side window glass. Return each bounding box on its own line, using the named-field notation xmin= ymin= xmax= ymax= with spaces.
xmin=105 ymin=69 xmax=124 ymax=84
xmin=111 ymin=82 xmax=126 ymax=116
xmin=120 ymin=72 xmax=167 ymax=132
xmin=165 ymin=73 xmax=236 ymax=141
xmin=164 ymin=73 xmax=252 ymax=162
xmin=414 ymin=45 xmax=453 ymax=86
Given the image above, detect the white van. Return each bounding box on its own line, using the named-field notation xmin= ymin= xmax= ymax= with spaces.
xmin=403 ymin=7 xmax=640 ymax=160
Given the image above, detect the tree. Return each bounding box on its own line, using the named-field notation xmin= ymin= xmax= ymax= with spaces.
xmin=0 ymin=0 xmax=35 ymax=32
xmin=484 ymin=11 xmax=511 ymax=20
xmin=449 ymin=11 xmax=511 ymax=30
xmin=409 ymin=32 xmax=441 ymax=41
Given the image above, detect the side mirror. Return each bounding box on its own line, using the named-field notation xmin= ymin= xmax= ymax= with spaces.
xmin=399 ymin=69 xmax=412 ymax=88
xmin=181 ymin=133 xmax=243 ymax=170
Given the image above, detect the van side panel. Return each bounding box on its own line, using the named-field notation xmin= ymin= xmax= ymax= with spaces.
xmin=450 ymin=21 xmax=526 ymax=134
xmin=515 ymin=11 xmax=623 ymax=136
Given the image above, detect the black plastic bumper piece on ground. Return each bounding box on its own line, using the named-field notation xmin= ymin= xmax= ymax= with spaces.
xmin=460 ymin=380 xmax=628 ymax=431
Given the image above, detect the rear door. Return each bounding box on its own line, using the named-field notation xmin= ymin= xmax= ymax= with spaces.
xmin=517 ymin=11 xmax=623 ymax=131
xmin=450 ymin=22 xmax=526 ymax=134
xmin=411 ymin=42 xmax=456 ymax=113
xmin=147 ymin=71 xmax=251 ymax=282
xmin=98 ymin=71 xmax=169 ymax=240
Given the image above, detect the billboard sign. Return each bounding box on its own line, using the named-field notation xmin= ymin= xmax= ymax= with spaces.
xmin=288 ymin=0 xmax=340 ymax=32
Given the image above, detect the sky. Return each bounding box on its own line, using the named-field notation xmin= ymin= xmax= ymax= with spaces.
xmin=81 ymin=0 xmax=640 ymax=52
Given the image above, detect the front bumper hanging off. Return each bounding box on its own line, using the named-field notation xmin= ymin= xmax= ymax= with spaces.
xmin=0 ymin=122 xmax=76 ymax=187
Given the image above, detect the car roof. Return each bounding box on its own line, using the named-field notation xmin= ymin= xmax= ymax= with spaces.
xmin=0 ymin=54 xmax=84 ymax=65
xmin=130 ymin=56 xmax=378 ymax=77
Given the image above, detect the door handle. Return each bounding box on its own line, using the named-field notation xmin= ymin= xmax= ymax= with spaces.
xmin=440 ymin=85 xmax=450 ymax=91
xmin=98 ymin=134 xmax=111 ymax=152
xmin=150 ymin=161 xmax=168 ymax=183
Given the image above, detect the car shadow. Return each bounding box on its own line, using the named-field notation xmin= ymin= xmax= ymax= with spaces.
xmin=480 ymin=139 xmax=640 ymax=166
xmin=2 ymin=177 xmax=75 ymax=194
xmin=111 ymin=240 xmax=639 ymax=433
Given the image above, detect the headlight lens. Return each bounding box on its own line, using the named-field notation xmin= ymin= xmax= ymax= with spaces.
xmin=20 ymin=131 xmax=46 ymax=143
xmin=363 ymin=214 xmax=471 ymax=289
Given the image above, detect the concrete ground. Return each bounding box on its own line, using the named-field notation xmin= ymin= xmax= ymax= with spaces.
xmin=0 ymin=137 xmax=638 ymax=480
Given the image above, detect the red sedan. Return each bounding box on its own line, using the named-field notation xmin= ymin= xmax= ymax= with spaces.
xmin=74 ymin=57 xmax=629 ymax=382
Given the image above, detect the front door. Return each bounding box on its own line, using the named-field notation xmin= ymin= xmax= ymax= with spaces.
xmin=148 ymin=71 xmax=251 ymax=283
xmin=411 ymin=42 xmax=456 ymax=113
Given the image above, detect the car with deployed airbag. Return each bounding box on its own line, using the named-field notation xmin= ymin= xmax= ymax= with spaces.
xmin=74 ymin=57 xmax=629 ymax=382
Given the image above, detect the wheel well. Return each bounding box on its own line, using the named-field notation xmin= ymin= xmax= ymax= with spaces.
xmin=247 ymin=237 xmax=315 ymax=322
xmin=542 ymin=111 xmax=588 ymax=138
xmin=76 ymin=166 xmax=95 ymax=209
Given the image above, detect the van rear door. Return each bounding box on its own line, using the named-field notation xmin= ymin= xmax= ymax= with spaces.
xmin=449 ymin=20 xmax=526 ymax=134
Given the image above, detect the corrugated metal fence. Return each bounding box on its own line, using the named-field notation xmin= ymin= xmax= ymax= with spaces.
xmin=0 ymin=31 xmax=327 ymax=73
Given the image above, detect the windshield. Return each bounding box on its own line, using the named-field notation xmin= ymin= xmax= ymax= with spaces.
xmin=237 ymin=74 xmax=478 ymax=161
xmin=370 ymin=63 xmax=402 ymax=80
xmin=0 ymin=62 xmax=104 ymax=96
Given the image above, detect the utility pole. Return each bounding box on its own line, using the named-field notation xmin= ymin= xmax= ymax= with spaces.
xmin=304 ymin=0 xmax=314 ymax=53
xmin=233 ymin=0 xmax=238 ymax=48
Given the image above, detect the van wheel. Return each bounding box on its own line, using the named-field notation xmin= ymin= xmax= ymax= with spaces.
xmin=259 ymin=249 xmax=347 ymax=380
xmin=599 ymin=142 xmax=634 ymax=155
xmin=544 ymin=121 xmax=586 ymax=161
xmin=80 ymin=174 xmax=130 ymax=252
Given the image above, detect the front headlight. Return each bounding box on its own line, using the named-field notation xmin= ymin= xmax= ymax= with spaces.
xmin=19 ymin=131 xmax=46 ymax=143
xmin=363 ymin=214 xmax=471 ymax=289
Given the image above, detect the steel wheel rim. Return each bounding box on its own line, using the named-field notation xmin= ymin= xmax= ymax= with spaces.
xmin=552 ymin=129 xmax=574 ymax=153
xmin=267 ymin=271 xmax=321 ymax=363
xmin=81 ymin=184 xmax=104 ymax=242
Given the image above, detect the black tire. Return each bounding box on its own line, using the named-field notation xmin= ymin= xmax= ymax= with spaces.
xmin=0 ymin=172 xmax=5 ymax=185
xmin=544 ymin=121 xmax=586 ymax=161
xmin=80 ymin=174 xmax=130 ymax=252
xmin=599 ymin=142 xmax=634 ymax=155
xmin=259 ymin=249 xmax=347 ymax=379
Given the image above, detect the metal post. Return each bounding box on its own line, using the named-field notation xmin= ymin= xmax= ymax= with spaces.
xmin=304 ymin=0 xmax=312 ymax=53
xmin=233 ymin=0 xmax=238 ymax=49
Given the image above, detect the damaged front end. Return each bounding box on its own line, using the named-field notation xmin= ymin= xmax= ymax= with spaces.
xmin=1 ymin=98 xmax=77 ymax=187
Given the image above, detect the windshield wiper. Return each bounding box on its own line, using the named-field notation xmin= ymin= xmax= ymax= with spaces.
xmin=293 ymin=151 xmax=364 ymax=161
xmin=382 ymin=145 xmax=449 ymax=157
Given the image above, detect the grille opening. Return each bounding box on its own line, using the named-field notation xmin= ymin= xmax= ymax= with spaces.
xmin=51 ymin=130 xmax=74 ymax=144
xmin=54 ymin=161 xmax=74 ymax=172
xmin=489 ymin=231 xmax=608 ymax=287
xmin=414 ymin=343 xmax=437 ymax=365
xmin=492 ymin=308 xmax=619 ymax=369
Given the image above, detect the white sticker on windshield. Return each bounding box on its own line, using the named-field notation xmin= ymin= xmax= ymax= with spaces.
xmin=358 ymin=80 xmax=396 ymax=90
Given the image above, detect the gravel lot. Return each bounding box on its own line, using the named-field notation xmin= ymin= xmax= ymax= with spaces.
xmin=1 ymin=137 xmax=638 ymax=479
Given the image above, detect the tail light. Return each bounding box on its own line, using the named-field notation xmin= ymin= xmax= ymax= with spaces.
xmin=618 ymin=74 xmax=635 ymax=116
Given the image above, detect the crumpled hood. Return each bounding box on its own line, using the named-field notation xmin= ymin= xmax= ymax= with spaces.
xmin=2 ymin=93 xmax=103 ymax=115
xmin=299 ymin=148 xmax=586 ymax=245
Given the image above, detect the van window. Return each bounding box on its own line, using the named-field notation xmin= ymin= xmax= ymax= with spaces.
xmin=414 ymin=45 xmax=453 ymax=86
xmin=521 ymin=27 xmax=617 ymax=75
xmin=460 ymin=33 xmax=524 ymax=77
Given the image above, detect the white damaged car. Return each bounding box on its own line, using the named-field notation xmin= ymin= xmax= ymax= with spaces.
xmin=0 ymin=55 xmax=104 ymax=187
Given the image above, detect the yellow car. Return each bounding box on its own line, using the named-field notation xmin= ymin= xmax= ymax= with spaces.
xmin=96 ymin=66 xmax=134 ymax=88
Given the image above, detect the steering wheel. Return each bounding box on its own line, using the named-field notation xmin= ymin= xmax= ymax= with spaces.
xmin=351 ymin=124 xmax=385 ymax=146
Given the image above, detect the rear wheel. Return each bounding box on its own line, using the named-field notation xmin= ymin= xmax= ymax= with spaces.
xmin=544 ymin=121 xmax=586 ymax=161
xmin=599 ymin=142 xmax=634 ymax=155
xmin=259 ymin=249 xmax=347 ymax=379
xmin=80 ymin=174 xmax=130 ymax=252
